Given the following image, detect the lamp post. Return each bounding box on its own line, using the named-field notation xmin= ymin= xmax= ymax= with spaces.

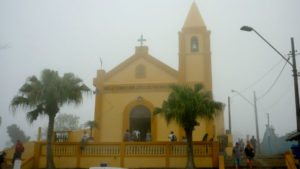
xmin=240 ymin=26 xmax=300 ymax=138
xmin=228 ymin=96 xmax=232 ymax=134
xmin=232 ymin=90 xmax=260 ymax=153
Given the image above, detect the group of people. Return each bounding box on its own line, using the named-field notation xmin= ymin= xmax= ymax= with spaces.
xmin=123 ymin=130 xmax=182 ymax=142
xmin=0 ymin=140 xmax=24 ymax=169
xmin=123 ymin=130 xmax=194 ymax=142
xmin=123 ymin=129 xmax=152 ymax=142
xmin=232 ymin=140 xmax=255 ymax=169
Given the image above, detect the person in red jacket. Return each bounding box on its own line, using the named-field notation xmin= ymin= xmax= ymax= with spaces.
xmin=12 ymin=140 xmax=24 ymax=165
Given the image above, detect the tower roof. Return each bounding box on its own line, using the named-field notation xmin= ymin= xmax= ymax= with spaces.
xmin=183 ymin=2 xmax=206 ymax=29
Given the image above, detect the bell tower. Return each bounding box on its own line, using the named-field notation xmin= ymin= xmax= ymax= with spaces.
xmin=179 ymin=2 xmax=212 ymax=92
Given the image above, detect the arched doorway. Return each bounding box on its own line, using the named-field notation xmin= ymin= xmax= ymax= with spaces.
xmin=130 ymin=105 xmax=151 ymax=141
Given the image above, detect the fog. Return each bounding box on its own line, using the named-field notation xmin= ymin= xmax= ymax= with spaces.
xmin=0 ymin=0 xmax=300 ymax=150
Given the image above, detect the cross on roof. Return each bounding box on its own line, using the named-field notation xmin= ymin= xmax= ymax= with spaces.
xmin=138 ymin=35 xmax=146 ymax=46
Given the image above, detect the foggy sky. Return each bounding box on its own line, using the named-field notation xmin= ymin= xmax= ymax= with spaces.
xmin=1 ymin=0 xmax=300 ymax=150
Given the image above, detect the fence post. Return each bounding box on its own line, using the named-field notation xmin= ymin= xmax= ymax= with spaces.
xmin=33 ymin=142 xmax=41 ymax=169
xmin=77 ymin=143 xmax=81 ymax=168
xmin=212 ymin=141 xmax=219 ymax=168
xmin=120 ymin=142 xmax=125 ymax=168
xmin=165 ymin=142 xmax=170 ymax=168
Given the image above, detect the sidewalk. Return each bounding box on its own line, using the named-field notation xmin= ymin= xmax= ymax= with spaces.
xmin=224 ymin=154 xmax=287 ymax=169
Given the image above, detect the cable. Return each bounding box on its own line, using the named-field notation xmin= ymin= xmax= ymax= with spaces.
xmin=257 ymin=59 xmax=289 ymax=100
xmin=259 ymin=55 xmax=290 ymax=99
xmin=240 ymin=59 xmax=283 ymax=93
xmin=263 ymin=82 xmax=292 ymax=112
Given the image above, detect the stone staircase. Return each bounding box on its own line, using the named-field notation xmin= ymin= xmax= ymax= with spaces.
xmin=224 ymin=154 xmax=287 ymax=169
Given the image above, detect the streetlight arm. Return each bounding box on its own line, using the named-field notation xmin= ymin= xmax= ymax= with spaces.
xmin=251 ymin=29 xmax=293 ymax=66
xmin=231 ymin=90 xmax=254 ymax=106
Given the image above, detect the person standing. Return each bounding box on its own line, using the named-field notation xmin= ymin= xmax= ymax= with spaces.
xmin=244 ymin=141 xmax=255 ymax=169
xmin=168 ymin=131 xmax=177 ymax=142
xmin=232 ymin=142 xmax=243 ymax=169
xmin=80 ymin=131 xmax=89 ymax=150
xmin=123 ymin=129 xmax=131 ymax=142
xmin=132 ymin=129 xmax=140 ymax=142
xmin=250 ymin=136 xmax=256 ymax=152
xmin=0 ymin=152 xmax=6 ymax=169
xmin=240 ymin=139 xmax=245 ymax=150
xmin=146 ymin=130 xmax=152 ymax=142
xmin=13 ymin=140 xmax=24 ymax=169
xmin=181 ymin=136 xmax=187 ymax=142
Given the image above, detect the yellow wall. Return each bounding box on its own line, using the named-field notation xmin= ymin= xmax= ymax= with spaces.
xmin=97 ymin=91 xmax=182 ymax=142
xmin=105 ymin=57 xmax=178 ymax=84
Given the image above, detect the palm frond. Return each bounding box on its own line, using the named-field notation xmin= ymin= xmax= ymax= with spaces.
xmin=26 ymin=104 xmax=44 ymax=123
xmin=84 ymin=120 xmax=99 ymax=128
xmin=153 ymin=83 xmax=223 ymax=130
xmin=10 ymin=96 xmax=30 ymax=113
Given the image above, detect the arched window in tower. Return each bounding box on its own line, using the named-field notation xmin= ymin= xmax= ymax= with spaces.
xmin=191 ymin=36 xmax=199 ymax=52
xmin=135 ymin=64 xmax=146 ymax=78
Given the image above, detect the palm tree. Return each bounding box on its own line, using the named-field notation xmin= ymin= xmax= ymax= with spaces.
xmin=10 ymin=69 xmax=90 ymax=169
xmin=84 ymin=120 xmax=99 ymax=137
xmin=153 ymin=83 xmax=222 ymax=169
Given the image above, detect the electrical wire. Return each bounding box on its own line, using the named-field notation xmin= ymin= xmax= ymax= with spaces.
xmin=257 ymin=59 xmax=289 ymax=100
xmin=240 ymin=59 xmax=283 ymax=94
xmin=263 ymin=82 xmax=292 ymax=112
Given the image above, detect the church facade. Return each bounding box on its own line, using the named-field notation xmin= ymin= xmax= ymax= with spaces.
xmin=93 ymin=2 xmax=225 ymax=142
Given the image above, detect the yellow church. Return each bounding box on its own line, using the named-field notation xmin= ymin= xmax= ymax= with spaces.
xmin=92 ymin=2 xmax=225 ymax=143
xmin=1 ymin=3 xmax=228 ymax=169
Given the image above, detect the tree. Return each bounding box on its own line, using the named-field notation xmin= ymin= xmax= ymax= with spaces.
xmin=10 ymin=69 xmax=90 ymax=169
xmin=6 ymin=124 xmax=30 ymax=145
xmin=153 ymin=83 xmax=222 ymax=169
xmin=54 ymin=113 xmax=80 ymax=131
xmin=84 ymin=120 xmax=98 ymax=137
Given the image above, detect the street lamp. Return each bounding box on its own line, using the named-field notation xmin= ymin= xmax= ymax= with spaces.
xmin=240 ymin=26 xmax=300 ymax=139
xmin=231 ymin=90 xmax=260 ymax=153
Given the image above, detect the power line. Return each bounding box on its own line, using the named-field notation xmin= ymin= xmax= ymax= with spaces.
xmin=240 ymin=59 xmax=283 ymax=93
xmin=263 ymin=81 xmax=292 ymax=112
xmin=257 ymin=59 xmax=289 ymax=100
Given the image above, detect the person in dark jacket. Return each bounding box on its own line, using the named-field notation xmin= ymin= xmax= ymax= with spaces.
xmin=0 ymin=152 xmax=7 ymax=169
xmin=244 ymin=141 xmax=255 ymax=169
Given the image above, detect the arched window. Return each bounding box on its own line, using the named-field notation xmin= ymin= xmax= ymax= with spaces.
xmin=191 ymin=36 xmax=199 ymax=52
xmin=135 ymin=64 xmax=146 ymax=78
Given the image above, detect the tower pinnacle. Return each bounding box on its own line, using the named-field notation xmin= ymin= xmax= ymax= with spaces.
xmin=182 ymin=2 xmax=206 ymax=29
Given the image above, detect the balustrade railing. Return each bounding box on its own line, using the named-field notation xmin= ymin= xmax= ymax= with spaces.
xmin=82 ymin=144 xmax=120 ymax=156
xmin=40 ymin=141 xmax=213 ymax=157
xmin=36 ymin=141 xmax=218 ymax=168
xmin=125 ymin=143 xmax=166 ymax=156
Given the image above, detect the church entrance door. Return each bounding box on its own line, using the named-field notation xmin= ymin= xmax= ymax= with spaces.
xmin=130 ymin=105 xmax=151 ymax=141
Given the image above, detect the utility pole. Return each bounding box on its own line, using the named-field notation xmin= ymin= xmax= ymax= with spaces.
xmin=291 ymin=38 xmax=300 ymax=137
xmin=228 ymin=96 xmax=232 ymax=134
xmin=253 ymin=91 xmax=261 ymax=154
xmin=267 ymin=113 xmax=270 ymax=127
xmin=266 ymin=113 xmax=272 ymax=154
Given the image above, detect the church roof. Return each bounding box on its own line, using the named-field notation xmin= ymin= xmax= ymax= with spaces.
xmin=183 ymin=2 xmax=206 ymax=29
xmin=103 ymin=46 xmax=179 ymax=82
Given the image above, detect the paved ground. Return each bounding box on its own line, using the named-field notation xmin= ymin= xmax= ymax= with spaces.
xmin=224 ymin=154 xmax=287 ymax=169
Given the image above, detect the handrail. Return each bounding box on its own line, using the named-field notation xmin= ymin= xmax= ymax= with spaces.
xmin=285 ymin=151 xmax=297 ymax=169
xmin=21 ymin=156 xmax=34 ymax=169
xmin=219 ymin=155 xmax=224 ymax=169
